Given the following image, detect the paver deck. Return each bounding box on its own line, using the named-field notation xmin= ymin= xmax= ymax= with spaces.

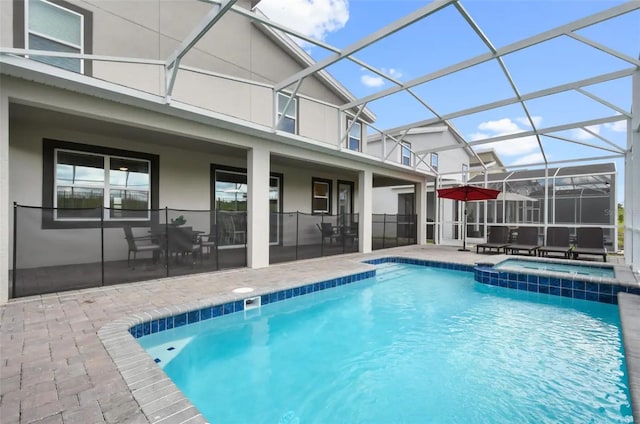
xmin=1 ymin=245 xmax=638 ymax=423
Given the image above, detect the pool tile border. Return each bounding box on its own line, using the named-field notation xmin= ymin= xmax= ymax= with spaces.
xmin=126 ymin=270 xmax=376 ymax=339
xmin=364 ymin=256 xmax=475 ymax=272
xmin=473 ymin=265 xmax=640 ymax=304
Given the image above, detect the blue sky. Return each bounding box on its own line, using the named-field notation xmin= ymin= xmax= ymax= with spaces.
xmin=258 ymin=0 xmax=639 ymax=202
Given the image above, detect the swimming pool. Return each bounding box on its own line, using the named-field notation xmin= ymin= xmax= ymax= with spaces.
xmin=495 ymin=258 xmax=615 ymax=278
xmin=138 ymin=263 xmax=632 ymax=423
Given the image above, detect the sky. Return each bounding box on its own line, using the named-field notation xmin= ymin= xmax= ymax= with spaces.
xmin=257 ymin=0 xmax=639 ymax=203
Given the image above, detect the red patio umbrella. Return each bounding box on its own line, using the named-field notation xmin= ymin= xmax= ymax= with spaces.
xmin=437 ymin=185 xmax=501 ymax=251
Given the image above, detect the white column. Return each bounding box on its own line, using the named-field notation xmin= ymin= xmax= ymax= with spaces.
xmin=626 ymin=70 xmax=640 ymax=273
xmin=0 ymin=91 xmax=9 ymax=303
xmin=358 ymin=169 xmax=373 ymax=253
xmin=247 ymin=146 xmax=270 ymax=268
xmin=415 ymin=179 xmax=427 ymax=245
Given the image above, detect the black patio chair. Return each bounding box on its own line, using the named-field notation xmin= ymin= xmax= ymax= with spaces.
xmin=317 ymin=222 xmax=341 ymax=245
xmin=166 ymin=226 xmax=201 ymax=263
xmin=538 ymin=227 xmax=572 ymax=259
xmin=123 ymin=226 xmax=162 ymax=268
xmin=505 ymin=227 xmax=540 ymax=256
xmin=476 ymin=226 xmax=510 ymax=254
xmin=573 ymin=227 xmax=607 ymax=262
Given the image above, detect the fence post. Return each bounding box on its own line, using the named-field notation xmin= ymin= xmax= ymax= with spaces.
xmin=12 ymin=202 xmax=17 ymax=298
xmin=295 ymin=212 xmax=299 ymax=261
xmin=215 ymin=210 xmax=220 ymax=271
xmin=382 ymin=214 xmax=387 ymax=249
xmin=165 ymin=207 xmax=169 ymax=277
xmin=100 ymin=207 xmax=105 ymax=286
xmin=244 ymin=211 xmax=248 ymax=267
xmin=320 ymin=213 xmax=324 ymax=257
xmin=397 ymin=215 xmax=400 ymax=247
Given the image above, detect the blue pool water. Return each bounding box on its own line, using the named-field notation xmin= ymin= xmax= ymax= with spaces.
xmin=495 ymin=258 xmax=615 ymax=278
xmin=138 ymin=263 xmax=632 ymax=423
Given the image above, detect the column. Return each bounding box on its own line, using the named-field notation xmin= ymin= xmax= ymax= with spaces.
xmin=357 ymin=169 xmax=373 ymax=253
xmin=0 ymin=91 xmax=9 ymax=303
xmin=626 ymin=70 xmax=640 ymax=273
xmin=247 ymin=146 xmax=270 ymax=268
xmin=415 ymin=179 xmax=427 ymax=245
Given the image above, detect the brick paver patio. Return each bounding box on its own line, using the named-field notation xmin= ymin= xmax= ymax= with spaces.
xmin=1 ymin=245 xmax=638 ymax=423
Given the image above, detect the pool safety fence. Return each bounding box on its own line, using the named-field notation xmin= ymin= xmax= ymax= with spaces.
xmin=11 ymin=205 xmax=417 ymax=298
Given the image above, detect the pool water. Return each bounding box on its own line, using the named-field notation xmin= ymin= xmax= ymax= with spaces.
xmin=139 ymin=263 xmax=632 ymax=423
xmin=495 ymin=258 xmax=615 ymax=278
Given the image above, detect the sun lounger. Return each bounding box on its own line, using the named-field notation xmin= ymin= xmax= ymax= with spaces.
xmin=505 ymin=227 xmax=540 ymax=256
xmin=572 ymin=227 xmax=607 ymax=262
xmin=476 ymin=226 xmax=510 ymax=254
xmin=538 ymin=227 xmax=572 ymax=259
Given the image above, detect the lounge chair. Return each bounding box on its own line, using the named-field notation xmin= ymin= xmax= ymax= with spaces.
xmin=572 ymin=227 xmax=607 ymax=262
xmin=537 ymin=227 xmax=572 ymax=259
xmin=505 ymin=227 xmax=540 ymax=256
xmin=476 ymin=226 xmax=510 ymax=254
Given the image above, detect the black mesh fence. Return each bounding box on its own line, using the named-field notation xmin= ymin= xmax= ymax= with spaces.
xmin=372 ymin=214 xmax=417 ymax=250
xmin=269 ymin=212 xmax=359 ymax=264
xmin=11 ymin=205 xmax=248 ymax=299
xmin=11 ymin=205 xmax=412 ymax=298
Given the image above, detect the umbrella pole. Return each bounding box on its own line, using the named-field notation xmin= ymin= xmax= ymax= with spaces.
xmin=459 ymin=206 xmax=470 ymax=252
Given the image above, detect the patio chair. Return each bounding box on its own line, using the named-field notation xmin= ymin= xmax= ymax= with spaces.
xmin=538 ymin=227 xmax=572 ymax=259
xmin=123 ymin=226 xmax=162 ymax=268
xmin=199 ymin=225 xmax=216 ymax=259
xmin=317 ymin=222 xmax=341 ymax=245
xmin=505 ymin=227 xmax=540 ymax=256
xmin=476 ymin=226 xmax=510 ymax=254
xmin=572 ymin=227 xmax=607 ymax=262
xmin=166 ymin=226 xmax=201 ymax=263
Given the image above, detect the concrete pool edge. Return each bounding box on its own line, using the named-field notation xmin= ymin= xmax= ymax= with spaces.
xmin=619 ymin=293 xmax=640 ymax=422
xmin=98 ymin=254 xmax=640 ymax=424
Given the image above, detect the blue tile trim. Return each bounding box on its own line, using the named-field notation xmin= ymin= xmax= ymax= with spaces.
xmin=364 ymin=256 xmax=475 ymax=273
xmin=129 ymin=269 xmax=377 ymax=339
xmin=472 ymin=264 xmax=630 ymax=305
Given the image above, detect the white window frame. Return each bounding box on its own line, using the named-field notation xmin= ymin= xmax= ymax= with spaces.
xmin=312 ymin=180 xmax=331 ymax=214
xmin=347 ymin=119 xmax=362 ymax=152
xmin=54 ymin=148 xmax=151 ymax=221
xmin=276 ymin=92 xmax=297 ymax=134
xmin=431 ymin=152 xmax=439 ymax=171
xmin=462 ymin=163 xmax=469 ymax=183
xmin=401 ymin=141 xmax=412 ymax=166
xmin=25 ymin=0 xmax=85 ymax=73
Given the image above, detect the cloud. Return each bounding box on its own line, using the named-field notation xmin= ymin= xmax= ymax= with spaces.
xmin=383 ymin=68 xmax=403 ymax=79
xmin=515 ymin=116 xmax=543 ymax=128
xmin=571 ymin=125 xmax=601 ymax=140
xmin=361 ymin=74 xmax=385 ymax=87
xmin=257 ymin=0 xmax=349 ymax=41
xmin=604 ymin=121 xmax=626 ymax=132
xmin=469 ymin=117 xmax=540 ymax=156
xmin=508 ymin=153 xmax=545 ymax=167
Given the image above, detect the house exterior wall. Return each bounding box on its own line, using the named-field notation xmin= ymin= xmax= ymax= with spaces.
xmin=1 ymin=0 xmax=351 ymax=144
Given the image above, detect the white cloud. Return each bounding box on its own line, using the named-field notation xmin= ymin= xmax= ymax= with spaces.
xmin=604 ymin=121 xmax=627 ymax=132
xmin=257 ymin=0 xmax=349 ymax=41
xmin=361 ymin=74 xmax=385 ymax=87
xmin=383 ymin=67 xmax=403 ymax=79
xmin=515 ymin=116 xmax=543 ymax=128
xmin=469 ymin=117 xmax=539 ymax=157
xmin=571 ymin=125 xmax=601 ymax=140
xmin=508 ymin=152 xmax=545 ymax=167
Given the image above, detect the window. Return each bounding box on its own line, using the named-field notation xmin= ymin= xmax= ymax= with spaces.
xmin=401 ymin=141 xmax=412 ymax=166
xmin=55 ymin=150 xmax=151 ymax=220
xmin=312 ymin=178 xmax=332 ymax=214
xmin=276 ymin=92 xmax=297 ymax=133
xmin=462 ymin=163 xmax=468 ymax=183
xmin=23 ymin=0 xmax=91 ymax=73
xmin=43 ymin=139 xmax=158 ymax=227
xmin=347 ymin=120 xmax=362 ymax=151
xmin=430 ymin=152 xmax=439 ymax=171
